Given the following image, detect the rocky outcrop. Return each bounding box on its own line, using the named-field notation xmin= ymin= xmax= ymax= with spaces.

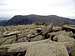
xmin=0 ymin=24 xmax=75 ymax=56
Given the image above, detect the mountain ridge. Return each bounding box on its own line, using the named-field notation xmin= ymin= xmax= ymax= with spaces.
xmin=0 ymin=14 xmax=75 ymax=26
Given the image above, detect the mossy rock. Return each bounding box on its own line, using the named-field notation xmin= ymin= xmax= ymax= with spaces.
xmin=30 ymin=35 xmax=44 ymax=42
xmin=26 ymin=42 xmax=69 ymax=56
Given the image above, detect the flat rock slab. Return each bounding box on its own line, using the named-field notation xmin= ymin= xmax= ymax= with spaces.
xmin=25 ymin=42 xmax=69 ymax=56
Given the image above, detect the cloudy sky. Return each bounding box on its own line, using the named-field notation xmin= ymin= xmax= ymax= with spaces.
xmin=0 ymin=0 xmax=75 ymax=19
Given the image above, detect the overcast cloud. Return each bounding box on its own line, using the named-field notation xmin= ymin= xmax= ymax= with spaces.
xmin=0 ymin=0 xmax=75 ymax=19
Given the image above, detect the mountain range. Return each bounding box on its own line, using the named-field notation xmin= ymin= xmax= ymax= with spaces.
xmin=0 ymin=14 xmax=75 ymax=26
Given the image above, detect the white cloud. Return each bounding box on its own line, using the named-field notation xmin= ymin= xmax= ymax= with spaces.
xmin=0 ymin=0 xmax=75 ymax=19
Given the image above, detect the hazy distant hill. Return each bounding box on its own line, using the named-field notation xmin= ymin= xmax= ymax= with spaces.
xmin=70 ymin=19 xmax=75 ymax=24
xmin=0 ymin=15 xmax=75 ymax=26
xmin=0 ymin=20 xmax=8 ymax=26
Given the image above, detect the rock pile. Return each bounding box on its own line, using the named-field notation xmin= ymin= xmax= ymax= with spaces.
xmin=0 ymin=24 xmax=74 ymax=56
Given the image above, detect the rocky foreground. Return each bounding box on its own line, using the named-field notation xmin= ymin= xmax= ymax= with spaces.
xmin=0 ymin=24 xmax=75 ymax=56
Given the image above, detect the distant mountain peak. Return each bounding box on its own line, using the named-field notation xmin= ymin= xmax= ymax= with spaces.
xmin=0 ymin=14 xmax=75 ymax=26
